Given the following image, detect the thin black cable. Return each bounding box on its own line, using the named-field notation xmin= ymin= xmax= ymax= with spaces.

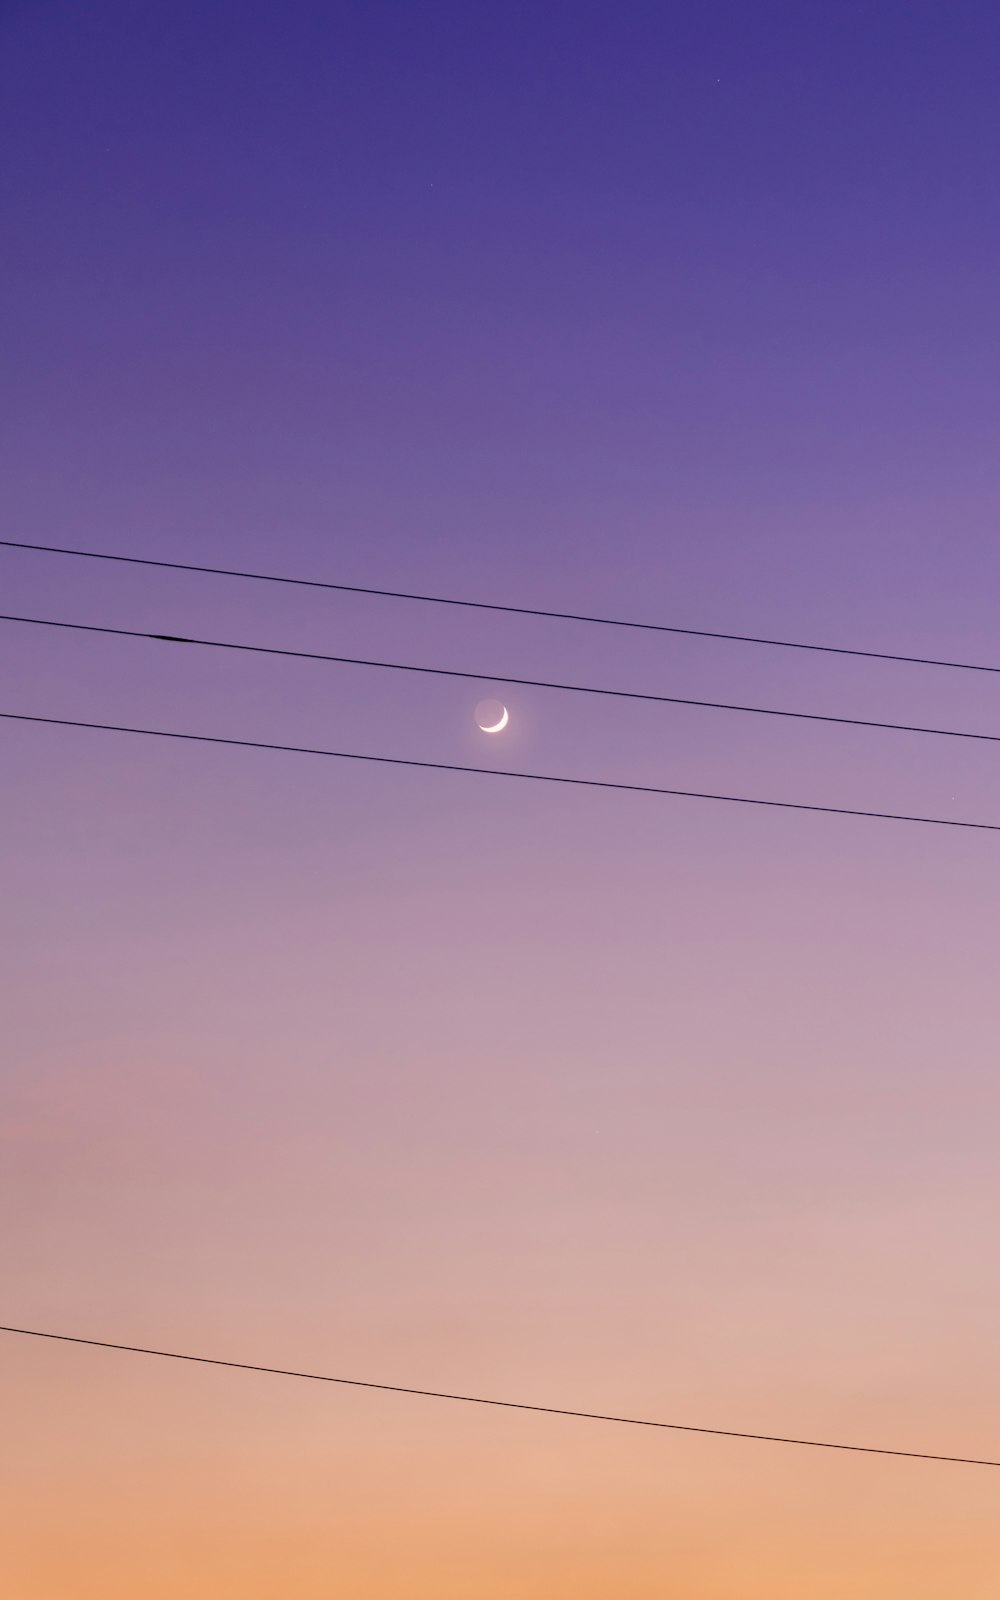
xmin=1 ymin=1325 xmax=996 ymax=1468
xmin=3 ymin=710 xmax=998 ymax=833
xmin=3 ymin=610 xmax=1000 ymax=748
xmin=2 ymin=537 xmax=997 ymax=677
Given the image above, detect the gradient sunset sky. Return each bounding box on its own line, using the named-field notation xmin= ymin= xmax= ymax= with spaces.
xmin=3 ymin=3 xmax=1000 ymax=1595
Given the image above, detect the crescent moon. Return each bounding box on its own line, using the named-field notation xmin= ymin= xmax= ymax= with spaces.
xmin=480 ymin=705 xmax=509 ymax=733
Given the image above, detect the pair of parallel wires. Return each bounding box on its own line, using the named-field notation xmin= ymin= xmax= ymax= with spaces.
xmin=3 ymin=536 xmax=1000 ymax=1470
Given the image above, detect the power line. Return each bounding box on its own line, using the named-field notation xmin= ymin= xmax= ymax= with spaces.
xmin=3 ymin=710 xmax=997 ymax=833
xmin=2 ymin=537 xmax=997 ymax=677
xmin=1 ymin=1324 xmax=996 ymax=1468
xmin=3 ymin=610 xmax=999 ymax=749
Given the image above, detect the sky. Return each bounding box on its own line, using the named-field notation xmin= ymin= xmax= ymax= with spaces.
xmin=2 ymin=2 xmax=1000 ymax=1594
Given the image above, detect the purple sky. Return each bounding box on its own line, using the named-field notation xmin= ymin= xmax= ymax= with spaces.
xmin=3 ymin=5 xmax=1000 ymax=1595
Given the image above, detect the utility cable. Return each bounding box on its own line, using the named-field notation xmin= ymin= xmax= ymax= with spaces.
xmin=2 ymin=611 xmax=999 ymax=748
xmin=2 ymin=538 xmax=996 ymax=677
xmin=1 ymin=1325 xmax=996 ymax=1468
xmin=3 ymin=710 xmax=997 ymax=833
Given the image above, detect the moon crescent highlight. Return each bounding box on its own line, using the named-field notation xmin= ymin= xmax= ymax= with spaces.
xmin=475 ymin=699 xmax=509 ymax=733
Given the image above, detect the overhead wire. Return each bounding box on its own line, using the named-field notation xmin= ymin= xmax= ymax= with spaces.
xmin=1 ymin=1325 xmax=996 ymax=1468
xmin=2 ymin=537 xmax=998 ymax=676
xmin=3 ymin=710 xmax=998 ymax=833
xmin=2 ymin=610 xmax=1000 ymax=748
